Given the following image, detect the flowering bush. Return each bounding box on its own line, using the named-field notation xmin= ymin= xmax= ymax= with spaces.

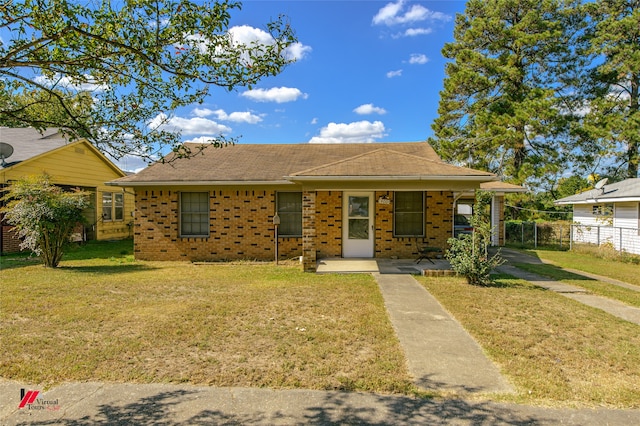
xmin=2 ymin=175 xmax=88 ymax=267
xmin=445 ymin=191 xmax=504 ymax=286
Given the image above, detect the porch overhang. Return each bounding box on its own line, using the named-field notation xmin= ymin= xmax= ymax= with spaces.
xmin=284 ymin=175 xmax=497 ymax=192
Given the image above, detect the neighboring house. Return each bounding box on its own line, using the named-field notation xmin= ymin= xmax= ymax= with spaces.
xmin=554 ymin=178 xmax=640 ymax=255
xmin=108 ymin=142 xmax=522 ymax=272
xmin=0 ymin=128 xmax=134 ymax=253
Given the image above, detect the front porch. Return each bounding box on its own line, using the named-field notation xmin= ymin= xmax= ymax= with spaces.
xmin=316 ymin=257 xmax=454 ymax=275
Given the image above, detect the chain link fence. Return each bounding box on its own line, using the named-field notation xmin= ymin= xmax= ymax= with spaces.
xmin=505 ymin=221 xmax=572 ymax=249
xmin=506 ymin=221 xmax=640 ymax=255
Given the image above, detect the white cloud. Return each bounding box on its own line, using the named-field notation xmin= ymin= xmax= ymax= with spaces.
xmin=33 ymin=73 xmax=109 ymax=92
xmin=372 ymin=0 xmax=451 ymax=26
xmin=403 ymin=28 xmax=433 ymax=37
xmin=309 ymin=120 xmax=387 ymax=144
xmin=285 ymin=42 xmax=313 ymax=61
xmin=311 ymin=118 xmax=318 ymax=125
xmin=228 ymin=25 xmax=274 ymax=46
xmin=182 ymin=25 xmax=311 ymax=63
xmin=109 ymin=154 xmax=151 ymax=173
xmin=192 ymin=108 xmax=215 ymax=117
xmin=183 ymin=136 xmax=226 ymax=144
xmin=409 ymin=53 xmax=429 ymax=64
xmin=386 ymin=70 xmax=403 ymax=78
xmin=227 ymin=25 xmax=311 ymax=61
xmin=148 ymin=113 xmax=231 ymax=135
xmin=241 ymin=87 xmax=308 ymax=103
xmin=354 ymin=104 xmax=387 ymax=115
xmin=192 ymin=107 xmax=262 ymax=124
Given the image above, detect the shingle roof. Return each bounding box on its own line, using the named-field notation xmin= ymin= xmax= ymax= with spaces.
xmin=554 ymin=178 xmax=640 ymax=204
xmin=0 ymin=127 xmax=68 ymax=168
xmin=111 ymin=142 xmax=496 ymax=185
xmin=290 ymin=149 xmax=493 ymax=179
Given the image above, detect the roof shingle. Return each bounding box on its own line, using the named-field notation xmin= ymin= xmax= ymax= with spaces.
xmin=112 ymin=142 xmax=495 ymax=184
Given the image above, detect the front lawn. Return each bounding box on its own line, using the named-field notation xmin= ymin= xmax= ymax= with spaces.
xmin=418 ymin=274 xmax=640 ymax=408
xmin=523 ymin=247 xmax=640 ymax=287
xmin=514 ymin=262 xmax=640 ymax=308
xmin=0 ymin=242 xmax=414 ymax=395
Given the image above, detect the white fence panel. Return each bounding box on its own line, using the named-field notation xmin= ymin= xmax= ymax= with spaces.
xmin=571 ymin=224 xmax=640 ymax=255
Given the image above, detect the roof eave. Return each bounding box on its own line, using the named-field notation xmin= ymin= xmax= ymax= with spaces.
xmin=285 ymin=175 xmax=496 ymax=182
xmin=555 ymin=196 xmax=640 ymax=205
xmin=106 ymin=180 xmax=295 ymax=187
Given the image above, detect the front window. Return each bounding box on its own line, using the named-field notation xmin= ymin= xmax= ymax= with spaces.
xmin=102 ymin=192 xmax=113 ymax=221
xmin=180 ymin=192 xmax=209 ymax=237
xmin=394 ymin=191 xmax=424 ymax=237
xmin=103 ymin=192 xmax=125 ymax=221
xmin=114 ymin=193 xmax=124 ymax=220
xmin=277 ymin=192 xmax=302 ymax=237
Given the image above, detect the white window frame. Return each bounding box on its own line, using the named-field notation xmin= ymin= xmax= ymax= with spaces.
xmin=102 ymin=192 xmax=125 ymax=222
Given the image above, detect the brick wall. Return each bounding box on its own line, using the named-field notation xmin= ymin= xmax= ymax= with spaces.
xmin=133 ymin=188 xmax=456 ymax=264
xmin=375 ymin=190 xmax=453 ymax=258
xmin=315 ymin=191 xmax=342 ymax=258
xmin=134 ymin=188 xmax=303 ymax=262
xmin=1 ymin=222 xmax=22 ymax=254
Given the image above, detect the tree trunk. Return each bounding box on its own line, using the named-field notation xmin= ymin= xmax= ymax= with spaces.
xmin=628 ymin=73 xmax=639 ymax=178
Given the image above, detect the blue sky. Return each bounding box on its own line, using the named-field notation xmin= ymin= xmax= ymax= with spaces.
xmin=138 ymin=0 xmax=466 ymax=168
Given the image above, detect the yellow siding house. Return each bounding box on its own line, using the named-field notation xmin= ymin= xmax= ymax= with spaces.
xmin=1 ymin=128 xmax=134 ymax=253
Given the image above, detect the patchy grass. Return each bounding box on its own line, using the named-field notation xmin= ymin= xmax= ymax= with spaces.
xmin=514 ymin=263 xmax=640 ymax=308
xmin=0 ymin=246 xmax=415 ymax=395
xmin=0 ymin=239 xmax=135 ymax=270
xmin=418 ymin=274 xmax=640 ymax=408
xmin=523 ymin=247 xmax=640 ymax=286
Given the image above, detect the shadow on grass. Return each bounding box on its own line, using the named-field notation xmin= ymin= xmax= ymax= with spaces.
xmin=58 ymin=264 xmax=158 ymax=274
xmin=12 ymin=387 xmax=547 ymax=426
xmin=513 ymin=262 xmax=597 ymax=282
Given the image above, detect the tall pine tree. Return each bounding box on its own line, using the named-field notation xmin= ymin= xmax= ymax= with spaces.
xmin=430 ymin=0 xmax=584 ymax=187
xmin=580 ymin=0 xmax=640 ymax=179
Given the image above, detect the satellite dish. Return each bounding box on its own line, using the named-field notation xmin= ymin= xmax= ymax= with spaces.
xmin=594 ymin=178 xmax=608 ymax=190
xmin=0 ymin=142 xmax=14 ymax=166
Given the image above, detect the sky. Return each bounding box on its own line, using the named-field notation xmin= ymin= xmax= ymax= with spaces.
xmin=117 ymin=0 xmax=467 ymax=171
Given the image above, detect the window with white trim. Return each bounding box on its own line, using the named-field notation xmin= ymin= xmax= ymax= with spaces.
xmin=102 ymin=192 xmax=124 ymax=221
xmin=276 ymin=192 xmax=302 ymax=237
xmin=180 ymin=192 xmax=209 ymax=237
xmin=394 ymin=191 xmax=424 ymax=237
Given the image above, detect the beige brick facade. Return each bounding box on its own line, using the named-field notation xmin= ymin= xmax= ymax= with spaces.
xmin=134 ymin=188 xmax=297 ymax=261
xmin=134 ymin=188 xmax=455 ymax=269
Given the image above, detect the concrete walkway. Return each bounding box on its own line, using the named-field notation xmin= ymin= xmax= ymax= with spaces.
xmin=497 ymin=249 xmax=640 ymax=326
xmin=374 ymin=273 xmax=513 ymax=395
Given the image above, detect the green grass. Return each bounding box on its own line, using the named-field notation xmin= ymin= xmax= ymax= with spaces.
xmin=1 ymin=241 xmax=415 ymax=395
xmin=418 ymin=274 xmax=640 ymax=408
xmin=514 ymin=262 xmax=640 ymax=308
xmin=522 ymin=247 xmax=640 ymax=286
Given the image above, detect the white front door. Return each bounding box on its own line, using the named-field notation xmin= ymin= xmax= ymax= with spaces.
xmin=343 ymin=192 xmax=374 ymax=257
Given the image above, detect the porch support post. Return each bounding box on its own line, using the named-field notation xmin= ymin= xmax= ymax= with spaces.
xmin=302 ymin=190 xmax=317 ymax=272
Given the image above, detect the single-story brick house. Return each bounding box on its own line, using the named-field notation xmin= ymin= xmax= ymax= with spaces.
xmin=108 ymin=142 xmax=522 ymax=271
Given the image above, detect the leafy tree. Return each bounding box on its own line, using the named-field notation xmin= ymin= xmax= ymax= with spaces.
xmin=0 ymin=0 xmax=297 ymax=161
xmin=446 ymin=191 xmax=504 ymax=286
xmin=1 ymin=176 xmax=89 ymax=268
xmin=578 ymin=0 xmax=640 ymax=179
xmin=429 ymin=0 xmax=584 ymax=187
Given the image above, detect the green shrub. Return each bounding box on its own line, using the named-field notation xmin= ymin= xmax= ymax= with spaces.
xmin=446 ymin=191 xmax=504 ymax=286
